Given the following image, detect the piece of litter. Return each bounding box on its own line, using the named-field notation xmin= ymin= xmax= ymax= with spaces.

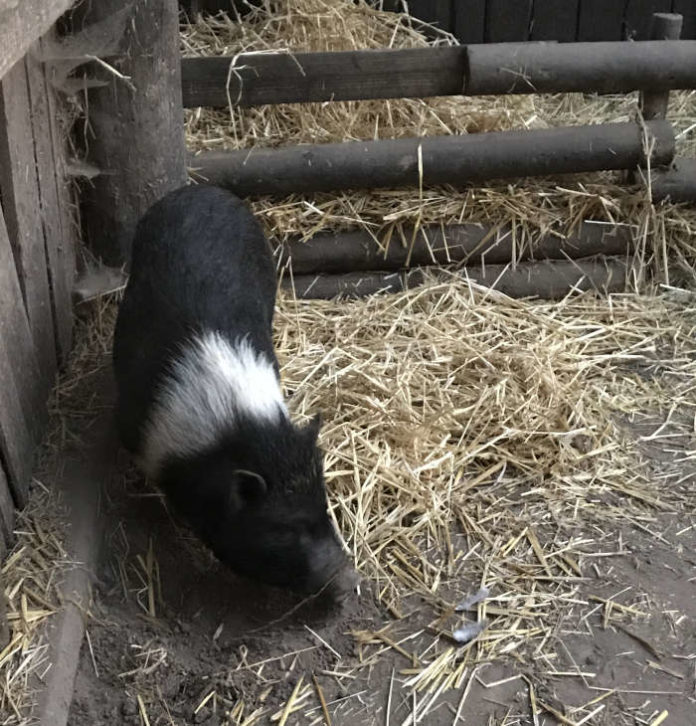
xmin=453 ymin=619 xmax=488 ymax=644
xmin=455 ymin=586 xmax=490 ymax=612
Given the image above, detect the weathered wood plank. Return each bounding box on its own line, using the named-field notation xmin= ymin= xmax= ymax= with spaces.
xmin=0 ymin=210 xmax=40 ymax=508
xmin=485 ymin=0 xmax=533 ymax=42
xmin=577 ymin=0 xmax=625 ymax=40
xmin=625 ymin=0 xmax=672 ymax=38
xmin=25 ymin=41 xmax=75 ymax=362
xmin=181 ymin=47 xmax=466 ymax=108
xmin=531 ymin=0 xmax=580 ymax=41
xmin=673 ymin=0 xmax=696 ymax=39
xmin=0 ymin=0 xmax=75 ymax=82
xmin=0 ymin=464 xmax=15 ymax=554
xmin=0 ymin=60 xmax=57 ymax=393
xmin=452 ymin=0 xmax=486 ymax=44
xmin=406 ymin=0 xmax=453 ymax=31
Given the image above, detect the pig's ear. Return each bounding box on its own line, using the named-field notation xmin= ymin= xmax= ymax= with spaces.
xmin=228 ymin=469 xmax=267 ymax=511
xmin=303 ymin=413 xmax=322 ymax=443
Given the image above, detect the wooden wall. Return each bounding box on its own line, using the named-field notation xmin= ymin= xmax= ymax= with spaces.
xmin=0 ymin=34 xmax=77 ymax=560
xmin=398 ymin=0 xmax=696 ymax=42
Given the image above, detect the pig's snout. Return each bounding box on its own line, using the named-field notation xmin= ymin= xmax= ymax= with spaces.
xmin=306 ymin=538 xmax=359 ymax=601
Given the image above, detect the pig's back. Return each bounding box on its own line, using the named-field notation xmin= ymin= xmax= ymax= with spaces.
xmin=113 ymin=184 xmax=277 ymax=454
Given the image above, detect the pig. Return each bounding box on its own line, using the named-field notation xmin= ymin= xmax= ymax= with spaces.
xmin=112 ymin=184 xmax=356 ymax=599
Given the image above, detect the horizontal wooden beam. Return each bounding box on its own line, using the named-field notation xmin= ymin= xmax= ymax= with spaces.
xmin=278 ymin=221 xmax=633 ymax=274
xmin=181 ymin=40 xmax=696 ymax=108
xmin=286 ymin=257 xmax=628 ymax=300
xmin=181 ymin=47 xmax=466 ymax=107
xmin=0 ymin=0 xmax=75 ymax=81
xmin=465 ymin=40 xmax=696 ymax=95
xmin=190 ymin=120 xmax=675 ymax=196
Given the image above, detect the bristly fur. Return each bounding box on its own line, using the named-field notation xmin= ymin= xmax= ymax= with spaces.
xmin=143 ymin=331 xmax=287 ymax=477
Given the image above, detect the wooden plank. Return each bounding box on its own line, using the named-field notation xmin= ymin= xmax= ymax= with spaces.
xmin=452 ymin=0 xmax=486 ymax=44
xmin=181 ymin=47 xmax=467 ymax=108
xmin=577 ymin=0 xmax=625 ymax=40
xmin=406 ymin=0 xmax=453 ymax=31
xmin=625 ymin=0 xmax=672 ymax=38
xmin=0 ymin=464 xmax=15 ymax=554
xmin=25 ymin=40 xmax=75 ymax=362
xmin=485 ymin=0 xmax=533 ymax=42
xmin=0 ymin=0 xmax=75 ymax=82
xmin=673 ymin=0 xmax=696 ymax=38
xmin=531 ymin=0 xmax=580 ymax=41
xmin=0 ymin=210 xmax=40 ymax=508
xmin=0 ymin=60 xmax=57 ymax=393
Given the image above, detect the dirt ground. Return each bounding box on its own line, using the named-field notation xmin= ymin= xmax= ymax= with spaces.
xmin=59 ymin=359 xmax=696 ymax=726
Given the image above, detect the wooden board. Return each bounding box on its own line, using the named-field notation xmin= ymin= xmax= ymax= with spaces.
xmin=0 ymin=209 xmax=40 ymax=508
xmin=0 ymin=464 xmax=15 ymax=554
xmin=577 ymin=0 xmax=626 ymax=40
xmin=181 ymin=47 xmax=466 ymax=108
xmin=673 ymin=0 xmax=696 ymax=39
xmin=0 ymin=0 xmax=75 ymax=81
xmin=485 ymin=0 xmax=533 ymax=41
xmin=452 ymin=0 xmax=486 ymax=44
xmin=406 ymin=0 xmax=452 ymax=31
xmin=624 ymin=0 xmax=672 ymax=38
xmin=26 ymin=41 xmax=75 ymax=362
xmin=0 ymin=60 xmax=57 ymax=394
xmin=531 ymin=0 xmax=580 ymax=41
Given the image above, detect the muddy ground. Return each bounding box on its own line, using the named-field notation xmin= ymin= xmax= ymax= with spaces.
xmin=56 ymin=364 xmax=696 ymax=726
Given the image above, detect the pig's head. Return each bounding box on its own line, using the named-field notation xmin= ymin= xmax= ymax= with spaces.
xmin=159 ymin=414 xmax=357 ymax=599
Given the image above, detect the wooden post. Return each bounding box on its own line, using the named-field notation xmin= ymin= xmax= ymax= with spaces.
xmin=640 ymin=13 xmax=684 ymax=120
xmin=80 ymin=0 xmax=187 ymax=266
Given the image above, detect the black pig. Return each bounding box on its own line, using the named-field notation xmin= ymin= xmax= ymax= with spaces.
xmin=112 ymin=184 xmax=355 ymax=598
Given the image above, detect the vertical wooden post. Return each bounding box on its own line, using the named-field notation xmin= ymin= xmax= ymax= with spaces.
xmin=640 ymin=13 xmax=684 ymax=120
xmin=80 ymin=0 xmax=187 ymax=266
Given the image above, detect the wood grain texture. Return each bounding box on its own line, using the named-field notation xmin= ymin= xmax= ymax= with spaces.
xmin=577 ymin=0 xmax=625 ymax=40
xmin=531 ymin=0 xmax=580 ymax=41
xmin=0 ymin=209 xmax=41 ymax=508
xmin=181 ymin=47 xmax=466 ymax=108
xmin=25 ymin=41 xmax=75 ymax=362
xmin=452 ymin=0 xmax=486 ymax=44
xmin=0 ymin=60 xmax=57 ymax=393
xmin=485 ymin=0 xmax=533 ymax=41
xmin=0 ymin=0 xmax=74 ymax=81
xmin=81 ymin=0 xmax=188 ymax=265
xmin=0 ymin=465 xmax=15 ymax=555
xmin=673 ymin=0 xmax=696 ymax=39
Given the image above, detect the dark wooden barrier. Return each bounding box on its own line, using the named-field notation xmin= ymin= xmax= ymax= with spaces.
xmin=286 ymin=257 xmax=628 ymax=300
xmin=190 ymin=120 xmax=675 ymax=196
xmin=181 ymin=47 xmax=465 ymax=107
xmin=465 ymin=40 xmax=696 ymax=95
xmin=181 ymin=40 xmax=696 ymax=108
xmin=0 ymin=26 xmax=78 ymax=557
xmin=652 ymin=158 xmax=696 ymax=202
xmin=278 ymin=221 xmax=633 ymax=274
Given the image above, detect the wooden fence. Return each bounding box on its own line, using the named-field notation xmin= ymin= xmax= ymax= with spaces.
xmin=180 ymin=0 xmax=696 ymax=42
xmin=0 ymin=1 xmax=77 ymax=563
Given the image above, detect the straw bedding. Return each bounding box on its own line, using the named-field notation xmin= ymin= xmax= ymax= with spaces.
xmin=1 ymin=1 xmax=696 ymax=724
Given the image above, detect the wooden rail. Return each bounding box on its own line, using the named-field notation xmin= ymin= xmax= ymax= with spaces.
xmin=190 ymin=120 xmax=675 ymax=196
xmin=181 ymin=40 xmax=696 ymax=108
